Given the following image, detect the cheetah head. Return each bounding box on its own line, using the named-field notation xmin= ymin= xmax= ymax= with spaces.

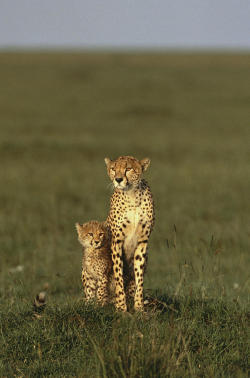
xmin=75 ymin=221 xmax=109 ymax=249
xmin=104 ymin=155 xmax=150 ymax=191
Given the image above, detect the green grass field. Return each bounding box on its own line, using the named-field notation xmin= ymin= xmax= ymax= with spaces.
xmin=0 ymin=52 xmax=249 ymax=377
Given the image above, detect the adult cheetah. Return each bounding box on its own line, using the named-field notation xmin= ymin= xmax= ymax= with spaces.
xmin=105 ymin=155 xmax=155 ymax=311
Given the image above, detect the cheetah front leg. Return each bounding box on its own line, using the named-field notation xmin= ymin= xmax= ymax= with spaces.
xmin=134 ymin=240 xmax=148 ymax=311
xmin=111 ymin=240 xmax=127 ymax=312
xmin=126 ymin=278 xmax=136 ymax=298
xmin=81 ymin=270 xmax=86 ymax=291
xmin=97 ymin=275 xmax=109 ymax=306
xmin=82 ymin=270 xmax=96 ymax=302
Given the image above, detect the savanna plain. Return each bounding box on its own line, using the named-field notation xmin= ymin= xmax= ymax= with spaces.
xmin=0 ymin=52 xmax=249 ymax=377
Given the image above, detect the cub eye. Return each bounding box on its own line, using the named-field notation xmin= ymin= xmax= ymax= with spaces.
xmin=126 ymin=168 xmax=133 ymax=172
xmin=88 ymin=232 xmax=93 ymax=237
xmin=99 ymin=232 xmax=104 ymax=237
xmin=110 ymin=168 xmax=115 ymax=173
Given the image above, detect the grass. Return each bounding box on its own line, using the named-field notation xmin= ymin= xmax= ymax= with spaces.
xmin=0 ymin=51 xmax=249 ymax=377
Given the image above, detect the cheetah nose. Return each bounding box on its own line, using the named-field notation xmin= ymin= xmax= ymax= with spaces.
xmin=115 ymin=177 xmax=123 ymax=183
xmin=95 ymin=240 xmax=99 ymax=245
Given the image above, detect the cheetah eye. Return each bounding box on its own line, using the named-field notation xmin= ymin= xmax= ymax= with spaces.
xmin=99 ymin=232 xmax=104 ymax=237
xmin=126 ymin=168 xmax=133 ymax=172
xmin=88 ymin=232 xmax=93 ymax=237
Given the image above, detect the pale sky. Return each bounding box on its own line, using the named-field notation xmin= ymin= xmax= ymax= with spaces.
xmin=0 ymin=0 xmax=250 ymax=49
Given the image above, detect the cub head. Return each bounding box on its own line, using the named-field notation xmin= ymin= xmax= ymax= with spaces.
xmin=104 ymin=155 xmax=150 ymax=190
xmin=75 ymin=221 xmax=109 ymax=249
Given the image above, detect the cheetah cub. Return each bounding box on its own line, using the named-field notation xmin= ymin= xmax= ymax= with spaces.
xmin=105 ymin=155 xmax=155 ymax=312
xmin=75 ymin=220 xmax=113 ymax=305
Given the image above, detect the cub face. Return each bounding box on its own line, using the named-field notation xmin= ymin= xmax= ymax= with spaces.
xmin=76 ymin=221 xmax=109 ymax=249
xmin=104 ymin=155 xmax=150 ymax=190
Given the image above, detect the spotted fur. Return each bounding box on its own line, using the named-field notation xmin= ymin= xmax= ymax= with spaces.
xmin=76 ymin=220 xmax=113 ymax=305
xmin=105 ymin=155 xmax=155 ymax=311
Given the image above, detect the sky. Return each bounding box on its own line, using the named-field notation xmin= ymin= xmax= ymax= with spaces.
xmin=0 ymin=0 xmax=250 ymax=49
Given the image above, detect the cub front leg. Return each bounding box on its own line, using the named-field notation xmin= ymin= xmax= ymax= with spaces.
xmin=97 ymin=275 xmax=109 ymax=305
xmin=81 ymin=269 xmax=86 ymax=290
xmin=82 ymin=270 xmax=96 ymax=301
xmin=126 ymin=278 xmax=136 ymax=298
xmin=134 ymin=239 xmax=148 ymax=311
xmin=111 ymin=240 xmax=127 ymax=312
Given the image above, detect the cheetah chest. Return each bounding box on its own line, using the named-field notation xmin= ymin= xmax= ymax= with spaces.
xmin=125 ymin=206 xmax=142 ymax=228
xmin=122 ymin=205 xmax=145 ymax=259
xmin=85 ymin=250 xmax=109 ymax=280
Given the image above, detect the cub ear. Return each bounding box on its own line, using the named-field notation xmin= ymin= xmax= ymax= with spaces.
xmin=75 ymin=222 xmax=82 ymax=235
xmin=104 ymin=157 xmax=111 ymax=168
xmin=140 ymin=158 xmax=150 ymax=172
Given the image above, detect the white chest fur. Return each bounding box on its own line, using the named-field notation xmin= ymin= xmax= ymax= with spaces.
xmin=123 ymin=194 xmax=144 ymax=260
xmin=125 ymin=206 xmax=141 ymax=227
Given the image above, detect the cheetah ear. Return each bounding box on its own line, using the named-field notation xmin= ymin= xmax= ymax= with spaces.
xmin=140 ymin=158 xmax=150 ymax=172
xmin=104 ymin=157 xmax=111 ymax=168
xmin=75 ymin=222 xmax=82 ymax=235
